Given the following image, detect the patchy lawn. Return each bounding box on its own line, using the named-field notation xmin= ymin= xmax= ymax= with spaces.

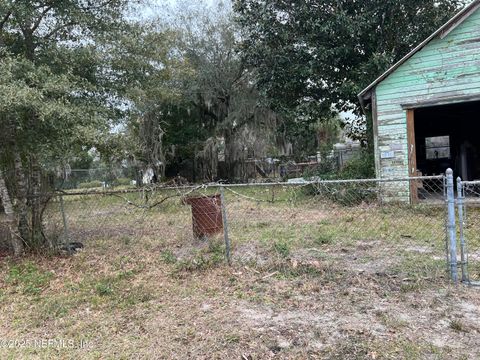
xmin=1 ymin=188 xmax=479 ymax=359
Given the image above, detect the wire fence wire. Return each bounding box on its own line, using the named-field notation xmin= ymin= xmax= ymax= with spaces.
xmin=42 ymin=176 xmax=449 ymax=282
xmin=459 ymin=180 xmax=480 ymax=285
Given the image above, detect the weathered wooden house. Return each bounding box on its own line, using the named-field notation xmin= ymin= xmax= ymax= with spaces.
xmin=359 ymin=0 xmax=480 ymax=201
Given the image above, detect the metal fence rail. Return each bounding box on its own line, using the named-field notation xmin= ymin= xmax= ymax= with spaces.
xmin=42 ymin=175 xmax=449 ymax=283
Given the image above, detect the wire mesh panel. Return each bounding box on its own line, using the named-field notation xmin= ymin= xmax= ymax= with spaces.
xmin=41 ymin=176 xmax=448 ymax=283
xmin=44 ymin=189 xmax=200 ymax=246
xmin=223 ymin=177 xmax=447 ymax=282
xmin=460 ymin=181 xmax=480 ymax=285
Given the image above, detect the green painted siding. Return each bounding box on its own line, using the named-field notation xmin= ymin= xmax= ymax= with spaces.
xmin=375 ymin=7 xmax=480 ymax=189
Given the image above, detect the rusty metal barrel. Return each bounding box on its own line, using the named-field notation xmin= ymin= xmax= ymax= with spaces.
xmin=184 ymin=194 xmax=223 ymax=239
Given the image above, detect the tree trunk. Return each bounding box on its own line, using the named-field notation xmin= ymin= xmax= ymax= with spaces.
xmin=0 ymin=169 xmax=24 ymax=256
xmin=224 ymin=130 xmax=242 ymax=181
xmin=13 ymin=151 xmax=30 ymax=244
xmin=30 ymin=155 xmax=45 ymax=247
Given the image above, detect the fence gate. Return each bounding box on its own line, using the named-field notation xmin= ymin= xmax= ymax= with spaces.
xmin=457 ymin=178 xmax=480 ymax=286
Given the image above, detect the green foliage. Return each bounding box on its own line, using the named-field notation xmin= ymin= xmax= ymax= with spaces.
xmin=314 ymin=233 xmax=334 ymax=246
xmin=70 ymin=151 xmax=95 ymax=170
xmin=304 ymin=178 xmax=377 ymax=207
xmin=95 ymin=280 xmax=114 ymax=297
xmin=112 ymin=23 xmax=200 ymax=178
xmin=338 ymin=150 xmax=375 ymax=180
xmin=303 ymin=151 xmax=377 ymax=205
xmin=302 ymin=157 xmax=337 ymax=180
xmin=160 ymin=250 xmax=178 ymax=264
xmin=139 ymin=2 xmax=283 ymax=181
xmin=112 ymin=178 xmax=132 ymax=187
xmin=284 ymin=108 xmax=343 ymax=161
xmin=0 ymin=0 xmax=135 ymax=253
xmin=303 ymin=149 xmax=375 ymax=182
xmin=0 ymin=56 xmax=102 ymax=158
xmin=234 ymin=0 xmax=465 ymax=140
xmin=0 ymin=0 xmax=133 ymax=162
xmin=78 ymin=181 xmax=103 ymax=189
xmin=273 ymin=240 xmax=291 ymax=258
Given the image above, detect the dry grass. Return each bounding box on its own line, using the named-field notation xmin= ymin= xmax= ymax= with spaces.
xmin=1 ymin=191 xmax=480 ymax=359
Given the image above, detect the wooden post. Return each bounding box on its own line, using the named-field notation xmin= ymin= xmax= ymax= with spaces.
xmin=407 ymin=109 xmax=418 ymax=203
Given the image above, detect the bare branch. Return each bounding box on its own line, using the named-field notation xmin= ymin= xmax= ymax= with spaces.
xmin=109 ymin=185 xmax=204 ymax=210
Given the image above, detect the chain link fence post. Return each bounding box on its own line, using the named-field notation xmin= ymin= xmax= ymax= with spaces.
xmin=443 ymin=175 xmax=450 ymax=275
xmin=446 ymin=169 xmax=458 ymax=283
xmin=220 ymin=186 xmax=231 ymax=265
xmin=59 ymin=194 xmax=71 ymax=253
xmin=457 ymin=177 xmax=468 ymax=283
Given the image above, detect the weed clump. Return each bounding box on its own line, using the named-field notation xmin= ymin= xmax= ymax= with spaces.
xmin=95 ymin=280 xmax=114 ymax=296
xmin=273 ymin=240 xmax=291 ymax=258
xmin=160 ymin=250 xmax=177 ymax=264
xmin=174 ymin=241 xmax=225 ymax=273
xmin=314 ymin=233 xmax=333 ymax=246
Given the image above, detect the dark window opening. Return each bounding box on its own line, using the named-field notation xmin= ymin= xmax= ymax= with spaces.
xmin=414 ymin=100 xmax=480 ymax=181
xmin=425 ymin=136 xmax=450 ymax=160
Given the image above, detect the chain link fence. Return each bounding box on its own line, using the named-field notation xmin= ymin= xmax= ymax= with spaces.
xmin=458 ymin=180 xmax=480 ymax=285
xmin=54 ymin=168 xmax=139 ymax=190
xmin=42 ymin=175 xmax=449 ymax=282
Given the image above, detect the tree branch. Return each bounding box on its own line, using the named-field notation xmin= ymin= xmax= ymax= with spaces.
xmin=0 ymin=11 xmax=11 ymax=32
xmin=31 ymin=5 xmax=53 ymax=33
xmin=79 ymin=0 xmax=119 ymax=12
xmin=44 ymin=21 xmax=77 ymax=40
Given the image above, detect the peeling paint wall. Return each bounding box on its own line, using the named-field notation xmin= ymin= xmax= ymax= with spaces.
xmin=375 ymin=8 xmax=480 ymax=200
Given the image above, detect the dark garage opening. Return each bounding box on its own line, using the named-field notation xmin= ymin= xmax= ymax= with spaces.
xmin=414 ymin=100 xmax=480 ymax=181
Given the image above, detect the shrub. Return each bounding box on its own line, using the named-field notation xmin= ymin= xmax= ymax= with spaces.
xmin=338 ymin=150 xmax=375 ymax=180
xmin=305 ymin=149 xmax=375 ymax=181
xmin=112 ymin=177 xmax=132 ymax=186
xmin=303 ymin=150 xmax=377 ymax=206
xmin=302 ymin=155 xmax=337 ymax=180
xmin=305 ymin=180 xmax=377 ymax=206
xmin=78 ymin=180 xmax=103 ymax=189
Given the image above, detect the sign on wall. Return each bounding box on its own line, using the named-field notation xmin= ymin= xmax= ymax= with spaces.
xmin=380 ymin=151 xmax=395 ymax=159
